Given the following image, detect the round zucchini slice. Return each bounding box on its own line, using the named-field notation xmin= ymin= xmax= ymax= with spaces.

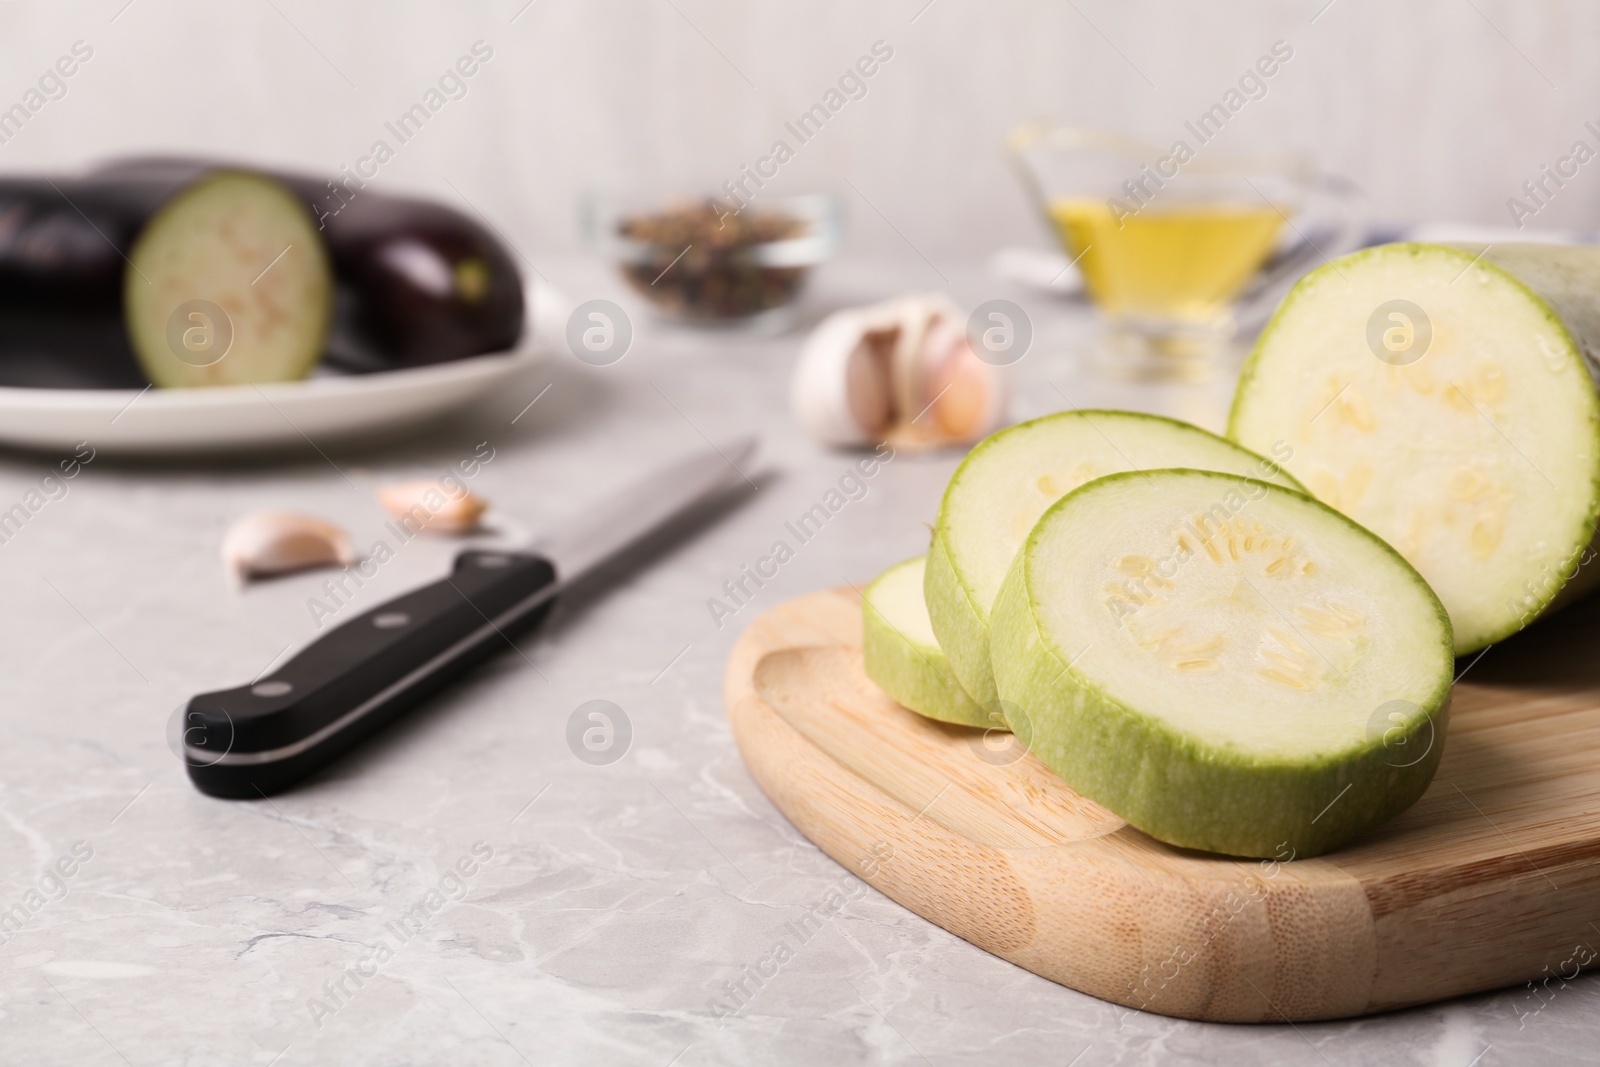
xmin=927 ymin=410 xmax=1304 ymax=715
xmin=990 ymin=468 xmax=1453 ymax=858
xmin=125 ymin=171 xmax=332 ymax=388
xmin=1229 ymin=242 xmax=1600 ymax=653
xmin=862 ymin=556 xmax=987 ymax=727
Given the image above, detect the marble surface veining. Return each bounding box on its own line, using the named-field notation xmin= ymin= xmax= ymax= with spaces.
xmin=0 ymin=258 xmax=1592 ymax=1066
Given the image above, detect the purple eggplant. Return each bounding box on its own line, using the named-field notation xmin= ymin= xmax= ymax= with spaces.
xmin=94 ymin=157 xmax=526 ymax=374
xmin=0 ymin=172 xmax=332 ymax=389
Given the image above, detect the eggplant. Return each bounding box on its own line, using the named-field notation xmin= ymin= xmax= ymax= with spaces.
xmin=0 ymin=171 xmax=332 ymax=388
xmin=93 ymin=157 xmax=525 ymax=373
xmin=310 ymin=191 xmax=526 ymax=372
xmin=312 ymin=190 xmax=526 ymax=372
xmin=0 ymin=178 xmax=163 ymax=388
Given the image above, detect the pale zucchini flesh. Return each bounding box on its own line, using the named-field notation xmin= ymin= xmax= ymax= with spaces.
xmin=1229 ymin=242 xmax=1600 ymax=653
xmin=862 ymin=557 xmax=988 ymax=727
xmin=927 ymin=410 xmax=1305 ymax=715
xmin=990 ymin=469 xmax=1453 ymax=858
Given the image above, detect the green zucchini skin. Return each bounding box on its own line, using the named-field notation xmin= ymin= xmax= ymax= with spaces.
xmin=990 ymin=469 xmax=1455 ymax=859
xmin=95 ymin=157 xmax=525 ymax=373
xmin=1459 ymin=244 xmax=1600 ymax=619
xmin=1228 ymin=242 xmax=1600 ymax=652
xmin=861 ymin=556 xmax=989 ymax=728
xmin=926 ymin=409 xmax=1307 ymax=720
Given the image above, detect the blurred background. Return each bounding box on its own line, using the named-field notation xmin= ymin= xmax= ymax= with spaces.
xmin=3 ymin=0 xmax=1596 ymax=263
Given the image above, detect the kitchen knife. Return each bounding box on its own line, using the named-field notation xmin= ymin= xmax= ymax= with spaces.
xmin=180 ymin=437 xmax=757 ymax=798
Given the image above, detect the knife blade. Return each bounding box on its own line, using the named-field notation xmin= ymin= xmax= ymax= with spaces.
xmin=181 ymin=437 xmax=757 ymax=798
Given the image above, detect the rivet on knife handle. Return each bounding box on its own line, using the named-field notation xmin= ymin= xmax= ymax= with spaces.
xmin=183 ymin=550 xmax=557 ymax=798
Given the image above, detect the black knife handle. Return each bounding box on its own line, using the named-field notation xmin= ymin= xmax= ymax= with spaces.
xmin=183 ymin=549 xmax=557 ymax=798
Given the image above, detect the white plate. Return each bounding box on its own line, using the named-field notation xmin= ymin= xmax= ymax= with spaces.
xmin=0 ymin=282 xmax=564 ymax=455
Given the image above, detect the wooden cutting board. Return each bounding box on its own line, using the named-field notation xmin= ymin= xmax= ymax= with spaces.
xmin=723 ymin=587 xmax=1600 ymax=1023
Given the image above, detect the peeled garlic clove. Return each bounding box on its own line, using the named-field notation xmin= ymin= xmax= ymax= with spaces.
xmin=222 ymin=511 xmax=356 ymax=582
xmin=376 ymin=479 xmax=488 ymax=534
xmin=791 ymin=294 xmax=1009 ymax=450
xmin=893 ymin=313 xmax=1010 ymax=447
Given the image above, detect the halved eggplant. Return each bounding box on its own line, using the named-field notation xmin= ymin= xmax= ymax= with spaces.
xmin=0 ymin=178 xmax=161 ymax=388
xmin=315 ymin=191 xmax=525 ymax=372
xmin=93 ymin=157 xmax=525 ymax=373
xmin=0 ymin=172 xmax=332 ymax=388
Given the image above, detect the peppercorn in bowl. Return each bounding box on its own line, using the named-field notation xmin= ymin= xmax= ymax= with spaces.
xmin=586 ymin=194 xmax=839 ymax=328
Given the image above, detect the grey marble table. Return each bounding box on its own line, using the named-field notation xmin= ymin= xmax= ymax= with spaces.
xmin=0 ymin=257 xmax=1590 ymax=1066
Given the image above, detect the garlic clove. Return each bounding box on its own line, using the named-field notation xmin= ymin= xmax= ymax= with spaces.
xmin=792 ymin=301 xmax=905 ymax=445
xmin=886 ymin=295 xmax=944 ymax=429
xmin=792 ymin=294 xmax=1009 ymax=450
xmin=222 ymin=511 xmax=356 ymax=582
xmin=843 ymin=327 xmax=897 ymax=438
xmin=376 ymin=479 xmax=488 ymax=534
xmin=906 ymin=313 xmax=1011 ymax=445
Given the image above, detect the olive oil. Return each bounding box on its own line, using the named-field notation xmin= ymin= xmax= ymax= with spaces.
xmin=1049 ymin=198 xmax=1285 ymax=323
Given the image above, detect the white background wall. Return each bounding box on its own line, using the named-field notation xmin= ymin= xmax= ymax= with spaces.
xmin=2 ymin=0 xmax=1599 ymax=261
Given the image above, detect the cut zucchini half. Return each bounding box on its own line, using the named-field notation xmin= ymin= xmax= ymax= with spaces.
xmin=862 ymin=556 xmax=988 ymax=727
xmin=125 ymin=171 xmax=332 ymax=388
xmin=1229 ymin=242 xmax=1600 ymax=653
xmin=927 ymin=410 xmax=1304 ymax=714
xmin=990 ymin=469 xmax=1453 ymax=858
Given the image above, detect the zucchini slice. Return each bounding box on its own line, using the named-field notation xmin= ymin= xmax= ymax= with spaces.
xmin=125 ymin=171 xmax=331 ymax=388
xmin=927 ymin=410 xmax=1304 ymax=714
xmin=1230 ymin=242 xmax=1600 ymax=653
xmin=990 ymin=468 xmax=1453 ymax=858
xmin=862 ymin=556 xmax=987 ymax=727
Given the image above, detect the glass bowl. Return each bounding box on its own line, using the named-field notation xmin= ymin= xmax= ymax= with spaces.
xmin=584 ymin=193 xmax=840 ymax=328
xmin=1005 ymin=122 xmax=1362 ymax=380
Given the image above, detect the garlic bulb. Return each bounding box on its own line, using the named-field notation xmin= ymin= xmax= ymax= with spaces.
xmin=222 ymin=511 xmax=356 ymax=582
xmin=376 ymin=479 xmax=488 ymax=534
xmin=791 ymin=294 xmax=1009 ymax=450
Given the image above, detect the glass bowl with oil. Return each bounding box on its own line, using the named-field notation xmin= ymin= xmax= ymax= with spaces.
xmin=1006 ymin=124 xmax=1362 ymax=381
